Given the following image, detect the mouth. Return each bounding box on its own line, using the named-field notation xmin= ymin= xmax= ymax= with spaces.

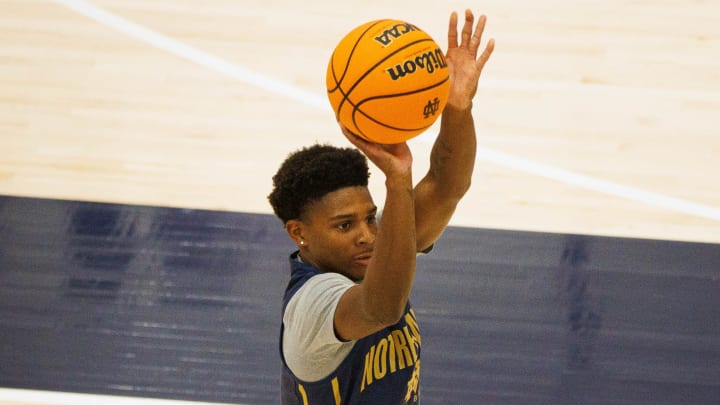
xmin=353 ymin=252 xmax=373 ymax=266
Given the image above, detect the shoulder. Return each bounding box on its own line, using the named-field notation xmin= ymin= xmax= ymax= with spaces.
xmin=288 ymin=272 xmax=355 ymax=309
xmin=283 ymin=272 xmax=355 ymax=338
xmin=283 ymin=272 xmax=356 ymax=381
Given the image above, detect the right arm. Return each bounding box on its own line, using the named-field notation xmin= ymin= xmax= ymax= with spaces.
xmin=333 ymin=131 xmax=418 ymax=341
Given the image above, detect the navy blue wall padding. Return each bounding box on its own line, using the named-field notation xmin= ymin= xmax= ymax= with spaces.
xmin=1 ymin=195 xmax=718 ymax=404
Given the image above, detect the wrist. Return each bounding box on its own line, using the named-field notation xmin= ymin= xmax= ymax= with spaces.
xmin=385 ymin=171 xmax=413 ymax=188
xmin=443 ymin=101 xmax=473 ymax=115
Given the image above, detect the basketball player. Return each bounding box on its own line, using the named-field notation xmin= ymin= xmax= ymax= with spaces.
xmin=268 ymin=9 xmax=494 ymax=404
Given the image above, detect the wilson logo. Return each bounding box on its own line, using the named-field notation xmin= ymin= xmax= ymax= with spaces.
xmin=385 ymin=48 xmax=447 ymax=81
xmin=374 ymin=23 xmax=420 ymax=46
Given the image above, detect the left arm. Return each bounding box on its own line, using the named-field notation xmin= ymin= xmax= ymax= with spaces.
xmin=414 ymin=10 xmax=495 ymax=251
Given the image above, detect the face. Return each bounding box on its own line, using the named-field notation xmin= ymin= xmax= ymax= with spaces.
xmin=287 ymin=186 xmax=377 ymax=281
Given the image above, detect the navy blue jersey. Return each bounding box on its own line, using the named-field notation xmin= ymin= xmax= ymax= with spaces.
xmin=280 ymin=252 xmax=421 ymax=405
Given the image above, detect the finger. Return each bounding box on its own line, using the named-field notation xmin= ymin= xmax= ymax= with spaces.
xmin=381 ymin=142 xmax=408 ymax=153
xmin=447 ymin=11 xmax=459 ymax=49
xmin=340 ymin=124 xmax=365 ymax=146
xmin=470 ymin=14 xmax=487 ymax=54
xmin=340 ymin=124 xmax=385 ymax=156
xmin=460 ymin=9 xmax=474 ymax=49
xmin=475 ymin=38 xmax=495 ymax=73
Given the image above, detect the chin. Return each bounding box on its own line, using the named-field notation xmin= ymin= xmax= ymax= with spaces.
xmin=351 ymin=267 xmax=367 ymax=282
xmin=338 ymin=265 xmax=365 ymax=283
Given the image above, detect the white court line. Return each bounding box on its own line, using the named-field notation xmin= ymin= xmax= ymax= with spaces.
xmin=476 ymin=148 xmax=720 ymax=221
xmin=49 ymin=0 xmax=720 ymax=222
xmin=483 ymin=77 xmax=720 ymax=103
xmin=0 ymin=388 xmax=244 ymax=405
xmin=52 ymin=0 xmax=327 ymax=110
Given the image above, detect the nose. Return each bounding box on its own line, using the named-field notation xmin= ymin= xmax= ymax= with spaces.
xmin=357 ymin=222 xmax=376 ymax=246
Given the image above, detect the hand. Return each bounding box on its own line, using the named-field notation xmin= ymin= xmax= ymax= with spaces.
xmin=340 ymin=125 xmax=412 ymax=178
xmin=445 ymin=10 xmax=495 ymax=111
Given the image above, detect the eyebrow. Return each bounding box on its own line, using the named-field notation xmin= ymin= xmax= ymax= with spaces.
xmin=330 ymin=206 xmax=377 ymax=221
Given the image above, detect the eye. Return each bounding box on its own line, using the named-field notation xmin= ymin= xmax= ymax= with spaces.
xmin=337 ymin=221 xmax=352 ymax=231
xmin=366 ymin=215 xmax=377 ymax=225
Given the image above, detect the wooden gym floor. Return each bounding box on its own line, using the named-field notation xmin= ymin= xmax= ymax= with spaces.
xmin=1 ymin=0 xmax=719 ymax=404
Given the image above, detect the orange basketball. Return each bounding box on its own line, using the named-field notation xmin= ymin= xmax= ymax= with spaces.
xmin=326 ymin=19 xmax=450 ymax=144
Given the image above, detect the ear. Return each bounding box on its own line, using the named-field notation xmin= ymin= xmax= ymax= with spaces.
xmin=285 ymin=219 xmax=305 ymax=246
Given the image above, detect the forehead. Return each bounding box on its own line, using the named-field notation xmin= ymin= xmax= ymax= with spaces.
xmin=306 ymin=186 xmax=375 ymax=220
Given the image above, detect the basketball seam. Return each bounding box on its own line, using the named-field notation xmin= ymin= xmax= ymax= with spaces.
xmin=327 ymin=20 xmax=387 ymax=94
xmin=335 ymin=37 xmax=436 ymax=122
xmin=352 ymin=76 xmax=450 ymax=134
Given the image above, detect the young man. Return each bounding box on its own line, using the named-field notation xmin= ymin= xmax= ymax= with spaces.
xmin=268 ymin=10 xmax=494 ymax=404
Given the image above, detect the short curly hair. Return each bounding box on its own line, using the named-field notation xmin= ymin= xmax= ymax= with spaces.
xmin=268 ymin=144 xmax=370 ymax=223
